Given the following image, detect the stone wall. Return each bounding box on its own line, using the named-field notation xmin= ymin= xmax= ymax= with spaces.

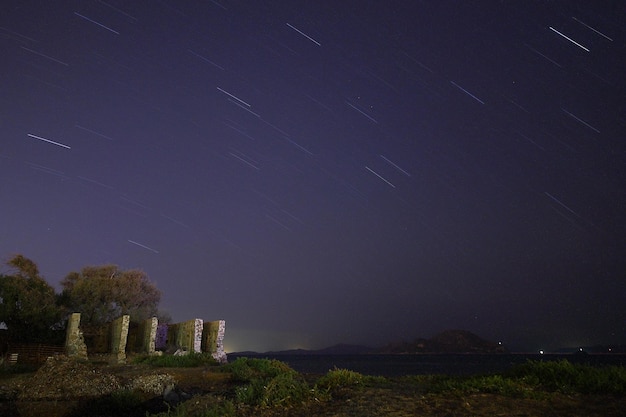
xmin=167 ymin=319 xmax=203 ymax=353
xmin=202 ymin=320 xmax=227 ymax=363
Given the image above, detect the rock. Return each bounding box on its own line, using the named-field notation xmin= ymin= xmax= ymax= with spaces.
xmin=18 ymin=355 xmax=120 ymax=400
xmin=163 ymin=384 xmax=180 ymax=404
xmin=126 ymin=373 xmax=176 ymax=395
xmin=173 ymin=349 xmax=188 ymax=356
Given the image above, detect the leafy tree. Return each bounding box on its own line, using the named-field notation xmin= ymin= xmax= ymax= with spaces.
xmin=60 ymin=265 xmax=161 ymax=327
xmin=0 ymin=254 xmax=64 ymax=343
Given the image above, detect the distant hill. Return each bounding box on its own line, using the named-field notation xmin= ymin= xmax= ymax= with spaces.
xmin=237 ymin=344 xmax=373 ymax=356
xmin=308 ymin=344 xmax=373 ymax=355
xmin=377 ymin=330 xmax=508 ymax=354
xmin=229 ymin=330 xmax=508 ymax=356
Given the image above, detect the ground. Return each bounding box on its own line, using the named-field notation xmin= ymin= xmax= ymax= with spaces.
xmin=1 ymin=359 xmax=626 ymax=416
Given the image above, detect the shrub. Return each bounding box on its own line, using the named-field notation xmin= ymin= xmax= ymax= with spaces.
xmin=224 ymin=357 xmax=312 ymax=408
xmin=223 ymin=357 xmax=295 ymax=382
xmin=235 ymin=370 xmax=311 ymax=407
xmin=316 ymin=368 xmax=365 ymax=391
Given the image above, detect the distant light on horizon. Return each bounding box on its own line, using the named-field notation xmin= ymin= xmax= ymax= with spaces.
xmin=224 ymin=328 xmax=314 ymax=353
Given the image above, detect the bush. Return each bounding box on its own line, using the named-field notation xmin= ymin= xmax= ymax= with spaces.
xmin=235 ymin=370 xmax=311 ymax=407
xmin=223 ymin=357 xmax=294 ymax=382
xmin=224 ymin=357 xmax=312 ymax=408
xmin=316 ymin=368 xmax=365 ymax=391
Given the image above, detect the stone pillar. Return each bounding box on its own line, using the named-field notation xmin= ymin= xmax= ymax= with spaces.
xmin=139 ymin=317 xmax=158 ymax=354
xmin=64 ymin=313 xmax=87 ymax=360
xmin=192 ymin=318 xmax=203 ymax=353
xmin=202 ymin=320 xmax=227 ymax=363
xmin=168 ymin=319 xmax=203 ymax=353
xmin=110 ymin=315 xmax=130 ymax=364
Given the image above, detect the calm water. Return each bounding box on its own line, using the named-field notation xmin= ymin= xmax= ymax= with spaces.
xmin=228 ymin=353 xmax=626 ymax=376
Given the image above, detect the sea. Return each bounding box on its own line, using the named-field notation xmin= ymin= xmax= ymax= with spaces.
xmin=228 ymin=353 xmax=626 ymax=377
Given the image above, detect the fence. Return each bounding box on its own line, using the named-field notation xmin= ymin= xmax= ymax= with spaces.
xmin=6 ymin=343 xmax=65 ymax=365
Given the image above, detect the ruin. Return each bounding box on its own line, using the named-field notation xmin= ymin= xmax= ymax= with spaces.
xmin=166 ymin=318 xmax=203 ymax=353
xmin=202 ymin=320 xmax=227 ymax=363
xmin=64 ymin=314 xmax=226 ymax=362
xmin=109 ymin=315 xmax=130 ymax=364
xmin=64 ymin=313 xmax=87 ymax=360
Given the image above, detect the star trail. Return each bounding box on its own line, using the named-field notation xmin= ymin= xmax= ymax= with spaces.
xmin=1 ymin=0 xmax=625 ymax=353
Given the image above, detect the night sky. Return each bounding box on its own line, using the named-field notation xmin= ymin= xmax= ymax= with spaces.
xmin=2 ymin=0 xmax=625 ymax=353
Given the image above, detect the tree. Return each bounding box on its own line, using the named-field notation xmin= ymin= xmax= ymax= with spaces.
xmin=60 ymin=264 xmax=161 ymax=327
xmin=0 ymin=254 xmax=64 ymax=343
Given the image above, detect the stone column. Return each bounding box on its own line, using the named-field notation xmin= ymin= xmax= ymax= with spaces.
xmin=64 ymin=313 xmax=88 ymax=360
xmin=192 ymin=318 xmax=203 ymax=353
xmin=110 ymin=315 xmax=130 ymax=364
xmin=202 ymin=320 xmax=227 ymax=363
xmin=140 ymin=317 xmax=158 ymax=354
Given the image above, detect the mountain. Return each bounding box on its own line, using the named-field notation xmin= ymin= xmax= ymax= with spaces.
xmin=260 ymin=344 xmax=373 ymax=355
xmin=229 ymin=330 xmax=508 ymax=356
xmin=377 ymin=330 xmax=508 ymax=354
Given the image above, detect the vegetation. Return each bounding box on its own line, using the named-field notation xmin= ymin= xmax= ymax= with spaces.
xmin=315 ymin=367 xmax=385 ymax=394
xmin=0 ymin=253 xmax=167 ymax=348
xmin=144 ymin=358 xmax=626 ymax=417
xmin=0 ymin=255 xmax=64 ymax=343
xmin=60 ymin=264 xmax=162 ymax=326
xmin=133 ymin=352 xmax=218 ymax=368
xmin=2 ymin=355 xmax=626 ymax=417
xmin=224 ymin=357 xmax=313 ymax=407
xmin=401 ymin=360 xmax=626 ymax=398
xmin=507 ymin=359 xmax=626 ymax=395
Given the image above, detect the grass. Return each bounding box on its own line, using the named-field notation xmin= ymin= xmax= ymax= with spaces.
xmin=151 ymin=357 xmax=313 ymax=416
xmin=507 ymin=359 xmax=626 ymax=395
xmin=161 ymin=359 xmax=587 ymax=417
xmin=224 ymin=357 xmax=313 ymax=407
xmin=5 ymin=356 xmax=626 ymax=417
xmin=132 ymin=352 xmax=218 ymax=368
xmin=315 ymin=367 xmax=386 ymax=396
xmin=401 ymin=359 xmax=626 ymax=398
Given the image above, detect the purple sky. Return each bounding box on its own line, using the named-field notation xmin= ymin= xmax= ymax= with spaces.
xmin=1 ymin=0 xmax=625 ymax=353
